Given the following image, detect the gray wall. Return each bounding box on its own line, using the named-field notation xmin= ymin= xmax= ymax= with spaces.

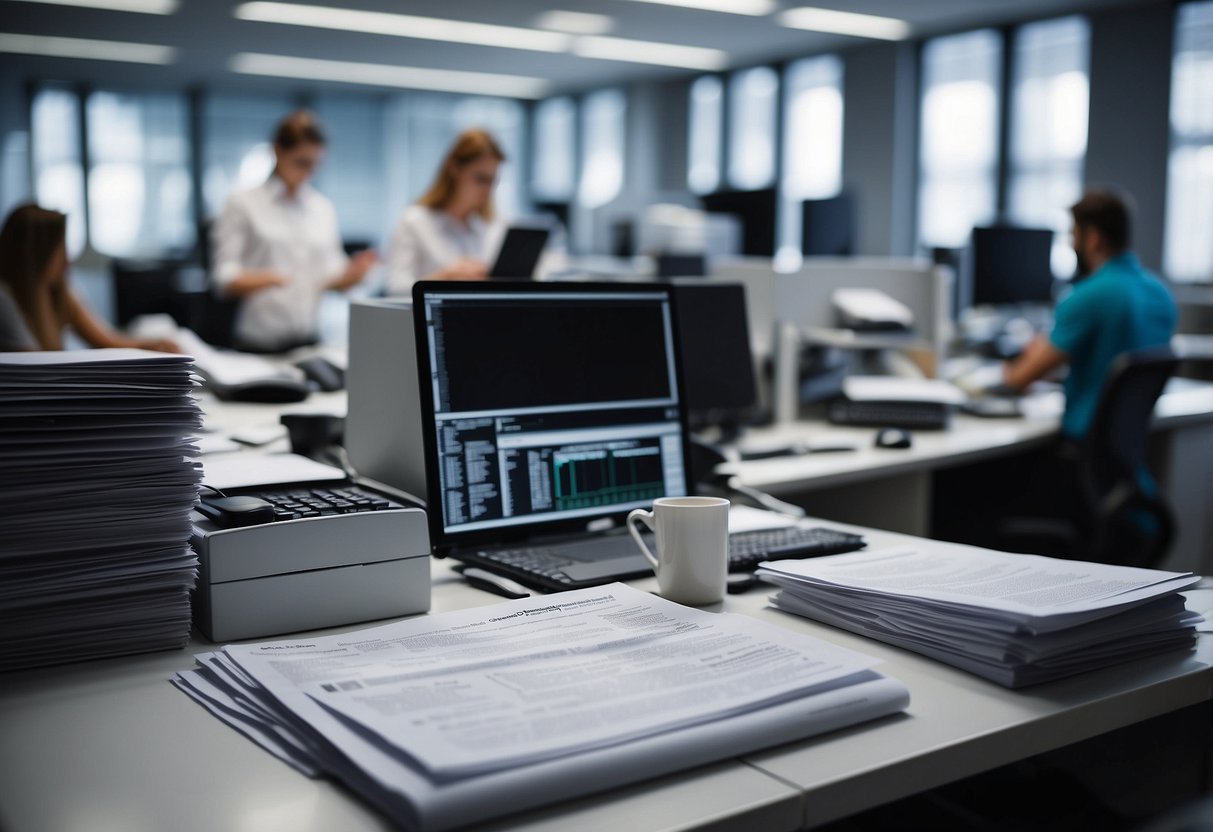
xmin=1085 ymin=2 xmax=1175 ymax=273
xmin=841 ymin=41 xmax=919 ymax=257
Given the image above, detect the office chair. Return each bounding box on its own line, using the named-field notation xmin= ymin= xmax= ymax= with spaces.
xmin=996 ymin=345 xmax=1179 ymax=568
xmin=110 ymin=259 xmax=186 ymax=328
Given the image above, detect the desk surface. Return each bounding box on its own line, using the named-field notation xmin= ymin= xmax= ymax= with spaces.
xmin=729 ymin=379 xmax=1213 ymax=497
xmin=2 ymin=522 xmax=1209 ymax=832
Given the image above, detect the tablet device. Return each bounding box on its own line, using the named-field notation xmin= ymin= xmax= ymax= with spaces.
xmin=489 ymin=226 xmax=550 ymax=279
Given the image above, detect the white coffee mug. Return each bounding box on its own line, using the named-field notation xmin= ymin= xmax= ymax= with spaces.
xmin=627 ymin=496 xmax=729 ymax=606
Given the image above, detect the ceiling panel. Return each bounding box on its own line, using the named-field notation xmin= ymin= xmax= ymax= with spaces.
xmin=0 ymin=0 xmax=1147 ymax=96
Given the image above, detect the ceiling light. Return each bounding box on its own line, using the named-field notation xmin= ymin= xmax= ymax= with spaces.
xmin=535 ymin=10 xmax=614 ymax=35
xmin=0 ymin=32 xmax=175 ymax=63
xmin=778 ymin=7 xmax=911 ymax=41
xmin=615 ymin=0 xmax=776 ymax=16
xmin=230 ymin=53 xmax=551 ymax=99
xmin=6 ymin=0 xmax=178 ymax=12
xmin=235 ymin=2 xmax=571 ymax=53
xmin=574 ymin=35 xmax=727 ymax=70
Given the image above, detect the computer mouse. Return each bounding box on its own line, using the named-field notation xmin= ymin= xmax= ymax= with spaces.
xmin=195 ymin=495 xmax=275 ymax=528
xmin=874 ymin=427 xmax=913 ymax=449
xmin=294 ymin=357 xmax=345 ymax=392
xmin=218 ymin=378 xmax=311 ymax=404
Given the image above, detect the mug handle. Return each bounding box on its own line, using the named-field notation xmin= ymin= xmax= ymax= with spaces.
xmin=626 ymin=509 xmax=660 ymax=572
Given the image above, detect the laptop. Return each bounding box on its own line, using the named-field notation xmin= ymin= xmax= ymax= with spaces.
xmin=488 ymin=226 xmax=550 ymax=279
xmin=412 ymin=280 xmax=690 ymax=589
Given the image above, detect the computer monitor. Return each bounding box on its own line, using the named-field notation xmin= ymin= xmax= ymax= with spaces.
xmin=699 ymin=188 xmax=778 ymax=257
xmin=656 ymin=253 xmax=707 ymax=279
xmin=801 ymin=193 xmax=855 ymax=257
xmin=412 ymin=281 xmax=690 ymax=549
xmin=670 ymin=282 xmax=758 ymax=431
xmin=969 ymin=226 xmax=1056 ymax=307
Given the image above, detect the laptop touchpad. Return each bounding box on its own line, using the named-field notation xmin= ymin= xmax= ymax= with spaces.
xmin=563 ymin=556 xmax=651 ymax=582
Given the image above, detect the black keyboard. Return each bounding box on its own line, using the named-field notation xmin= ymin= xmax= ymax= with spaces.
xmin=255 ymin=485 xmax=400 ymax=521
xmin=828 ymin=399 xmax=950 ymax=430
xmin=727 ymin=526 xmax=866 ymax=571
xmin=468 ymin=525 xmax=866 ymax=590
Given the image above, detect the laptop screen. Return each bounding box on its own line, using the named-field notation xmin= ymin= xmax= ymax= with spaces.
xmin=413 ymin=282 xmax=689 ymax=546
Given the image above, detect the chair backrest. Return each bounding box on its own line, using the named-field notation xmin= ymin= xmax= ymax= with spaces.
xmin=110 ymin=259 xmax=183 ymax=328
xmin=1079 ymin=345 xmax=1179 ymax=566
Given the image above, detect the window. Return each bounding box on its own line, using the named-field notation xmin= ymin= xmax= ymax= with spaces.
xmin=382 ymin=93 xmax=529 ymax=229
xmin=1008 ymin=16 xmax=1090 ymax=278
xmin=532 ymin=96 xmax=576 ymax=202
xmin=917 ymin=29 xmax=1002 ymax=250
xmin=687 ymin=76 xmax=723 ymax=194
xmin=86 ymin=91 xmax=193 ymax=258
xmin=578 ymin=89 xmax=626 ymax=209
xmin=779 ymin=55 xmax=844 ymax=262
xmin=201 ymin=93 xmax=294 ymax=219
xmin=31 ymin=87 xmax=86 ymax=259
xmin=312 ymin=94 xmax=388 ymax=244
xmin=727 ymin=67 xmax=778 ymax=190
xmin=1165 ymin=0 xmax=1213 ymax=282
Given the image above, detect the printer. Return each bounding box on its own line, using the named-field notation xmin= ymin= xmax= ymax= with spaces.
xmin=192 ymin=454 xmax=431 ymax=642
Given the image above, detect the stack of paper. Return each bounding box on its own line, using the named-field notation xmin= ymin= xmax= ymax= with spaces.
xmin=175 ymin=584 xmax=909 ymax=831
xmin=0 ymin=349 xmax=202 ymax=671
xmin=759 ymin=545 xmax=1202 ymax=688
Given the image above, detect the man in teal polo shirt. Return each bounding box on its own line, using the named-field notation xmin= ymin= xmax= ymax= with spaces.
xmin=1003 ymin=189 xmax=1176 ymax=439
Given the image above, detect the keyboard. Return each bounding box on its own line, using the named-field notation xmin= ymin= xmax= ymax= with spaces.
xmin=467 ymin=525 xmax=867 ymax=590
xmin=726 ymin=526 xmax=866 ymax=571
xmin=828 ymin=399 xmax=950 ymax=430
xmin=255 ymin=485 xmax=401 ymax=521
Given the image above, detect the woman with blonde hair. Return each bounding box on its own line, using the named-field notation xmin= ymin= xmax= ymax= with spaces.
xmin=0 ymin=203 xmax=178 ymax=353
xmin=386 ymin=128 xmax=507 ymax=293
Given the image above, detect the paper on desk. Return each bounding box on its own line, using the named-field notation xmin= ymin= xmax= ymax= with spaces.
xmin=231 ymin=584 xmax=880 ymax=779
xmin=201 ymin=453 xmax=345 ymax=490
xmin=760 ymin=546 xmax=1199 ymax=631
xmin=842 ymin=376 xmax=966 ymax=405
xmin=178 ymin=583 xmax=909 ymax=831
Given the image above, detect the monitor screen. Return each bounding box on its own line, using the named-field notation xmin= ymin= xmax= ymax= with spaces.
xmin=970 ymin=226 xmax=1056 ymax=306
xmin=414 ymin=284 xmax=689 ymax=543
xmin=671 ymin=283 xmax=757 ymax=427
xmin=699 ymin=188 xmax=778 ymax=257
xmin=801 ymin=194 xmax=855 ymax=257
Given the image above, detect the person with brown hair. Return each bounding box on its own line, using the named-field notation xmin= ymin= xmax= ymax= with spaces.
xmin=1002 ymin=187 xmax=1176 ymax=440
xmin=0 ymin=203 xmax=178 ymax=353
xmin=386 ymin=128 xmax=507 ymax=294
xmin=211 ymin=110 xmax=377 ymax=352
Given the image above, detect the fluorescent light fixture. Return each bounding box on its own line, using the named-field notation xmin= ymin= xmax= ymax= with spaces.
xmin=235 ymin=2 xmax=725 ymax=72
xmin=778 ymin=7 xmax=911 ymax=41
xmin=235 ymin=2 xmax=571 ymax=53
xmin=0 ymin=32 xmax=175 ymax=63
xmin=574 ymin=35 xmax=727 ymax=70
xmin=535 ymin=10 xmax=614 ymax=35
xmin=6 ymin=0 xmax=178 ymax=12
xmin=230 ymin=53 xmax=551 ymax=99
xmin=616 ymin=0 xmax=775 ymax=15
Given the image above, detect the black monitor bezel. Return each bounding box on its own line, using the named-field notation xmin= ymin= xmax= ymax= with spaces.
xmin=411 ymin=279 xmax=694 ymax=554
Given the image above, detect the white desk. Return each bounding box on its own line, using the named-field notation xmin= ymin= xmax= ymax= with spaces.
xmin=728 ymin=380 xmax=1213 ymax=574
xmin=1 ymin=522 xmax=1210 ymax=832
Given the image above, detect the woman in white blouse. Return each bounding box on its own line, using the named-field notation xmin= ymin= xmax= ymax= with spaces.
xmin=386 ymin=129 xmax=507 ymax=294
xmin=212 ymin=111 xmax=377 ymax=352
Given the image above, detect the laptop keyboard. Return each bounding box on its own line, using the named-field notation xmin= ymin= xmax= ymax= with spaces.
xmin=471 ymin=525 xmax=866 ymax=590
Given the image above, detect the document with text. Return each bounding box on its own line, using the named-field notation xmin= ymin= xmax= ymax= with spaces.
xmin=176 ymin=583 xmax=909 ymax=830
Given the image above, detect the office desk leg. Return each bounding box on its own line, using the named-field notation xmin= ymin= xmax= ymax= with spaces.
xmin=784 ymin=472 xmax=931 ymax=537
